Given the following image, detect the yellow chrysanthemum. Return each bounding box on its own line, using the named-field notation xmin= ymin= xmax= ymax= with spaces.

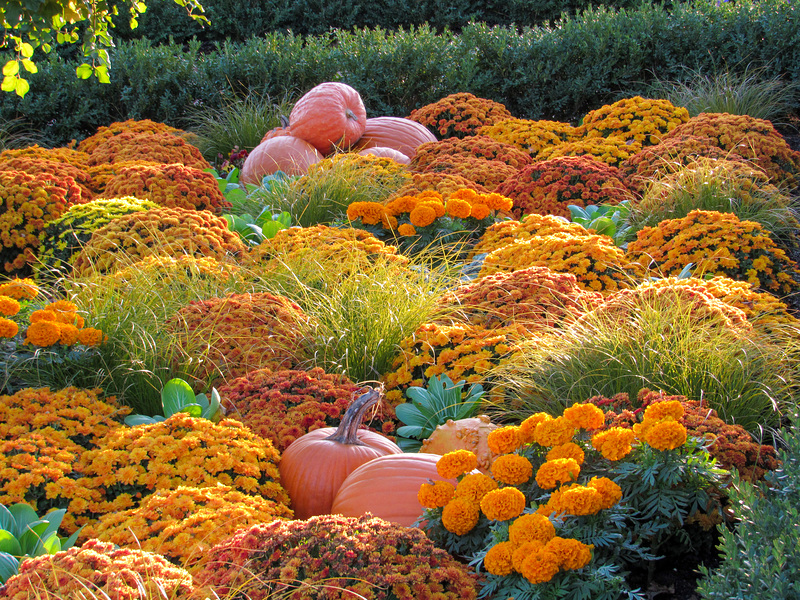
xmin=441 ymin=497 xmax=480 ymax=535
xmin=643 ymin=420 xmax=688 ymax=451
xmin=562 ymin=403 xmax=605 ymax=430
xmin=508 ymin=513 xmax=556 ymax=547
xmin=586 ymin=476 xmax=623 ymax=509
xmin=490 ymin=454 xmax=533 ymax=486
xmin=535 ymin=458 xmax=581 ymax=489
xmin=24 ymin=321 xmax=61 ymax=347
xmin=487 ymin=425 xmax=522 ymax=455
xmin=0 ymin=296 xmax=20 ymax=317
xmin=409 ymin=205 xmax=437 ymax=227
xmin=519 ymin=412 xmax=552 ymax=445
xmin=0 ymin=317 xmax=19 ymax=338
xmin=483 ymin=541 xmax=515 ymax=576
xmin=436 ymin=450 xmax=479 ymax=479
xmin=480 ymin=487 xmax=527 ymax=521
xmin=545 ymin=536 xmax=593 ymax=570
xmin=591 ymin=427 xmax=636 ymax=461
xmin=417 ymin=480 xmax=455 ymax=509
xmin=534 ymin=416 xmax=575 ymax=447
xmin=454 ymin=473 xmax=499 ymax=503
xmin=546 ymin=442 xmax=585 ymax=465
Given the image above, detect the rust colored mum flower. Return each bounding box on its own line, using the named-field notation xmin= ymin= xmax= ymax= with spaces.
xmin=437 ymin=449 xmax=480 ymax=479
xmin=562 ymin=402 xmax=605 ymax=430
xmin=418 ymin=480 xmax=456 ymax=509
xmin=77 ymin=119 xmax=189 ymax=154
xmin=508 ymin=512 xmax=556 ymax=546
xmin=591 ymin=427 xmax=636 ymax=461
xmin=0 ymin=156 xmax=94 ymax=201
xmin=0 ymin=144 xmax=90 ymax=168
xmin=534 ymin=416 xmax=576 ymax=448
xmin=411 ymin=135 xmax=534 ymax=171
xmin=453 ymin=473 xmax=499 ymax=503
xmin=495 ymin=155 xmax=635 ymax=219
xmin=480 ymin=486 xmax=527 ymax=521
xmin=535 ymin=458 xmax=581 ymax=489
xmin=442 ymin=496 xmax=482 ymax=535
xmin=388 ymin=171 xmax=490 ymax=202
xmin=546 ymin=442 xmax=586 ymax=465
xmin=490 ymin=453 xmax=533 ymax=485
xmin=484 ymin=541 xmax=515 ymax=576
xmin=545 ymin=536 xmax=594 ymax=570
xmin=416 ymin=154 xmax=519 ymax=192
xmin=408 ymin=93 xmax=514 ymax=139
xmin=487 ymin=425 xmax=522 ymax=455
xmin=86 ymin=130 xmax=212 ymax=170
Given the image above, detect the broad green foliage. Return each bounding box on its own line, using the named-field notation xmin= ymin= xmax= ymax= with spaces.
xmin=124 ymin=377 xmax=223 ymax=426
xmin=1 ymin=0 xmax=207 ymax=97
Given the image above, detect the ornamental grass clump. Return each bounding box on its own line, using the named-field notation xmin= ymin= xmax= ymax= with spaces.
xmin=81 ymin=484 xmax=293 ymax=566
xmin=0 ymin=170 xmax=84 ymax=274
xmin=71 ymin=413 xmax=289 ymax=526
xmin=190 ymin=514 xmax=480 ymax=600
xmin=437 ymin=266 xmax=604 ymax=332
xmin=98 ymin=163 xmax=231 ymax=213
xmin=478 ymin=119 xmax=580 ymax=159
xmin=165 ymin=291 xmax=311 ymax=386
xmin=590 ymin=389 xmax=780 ymax=484
xmin=628 ymin=157 xmax=798 ymax=241
xmin=419 ymin=400 xmax=725 ymax=600
xmin=577 ymin=96 xmax=690 ymax=147
xmin=479 ymin=231 xmax=641 ymax=293
xmin=494 ymin=156 xmax=635 ymax=219
xmin=71 ymin=206 xmax=246 ymax=276
xmin=34 ymin=197 xmax=160 ymax=280
xmin=410 ymin=135 xmax=534 ymax=171
xmin=625 ymin=209 xmax=800 ymax=295
xmin=86 ymin=131 xmax=212 ymax=171
xmin=659 ymin=112 xmax=800 ymax=190
xmin=216 ymin=367 xmax=371 ymax=451
xmin=0 ymin=156 xmax=94 ymax=201
xmin=408 ymin=92 xmax=514 ymax=139
xmin=490 ymin=282 xmax=799 ymax=432
xmin=0 ymin=539 xmax=197 ymax=600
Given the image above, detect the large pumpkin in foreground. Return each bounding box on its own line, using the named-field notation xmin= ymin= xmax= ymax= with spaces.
xmin=330 ymin=452 xmax=457 ymax=527
xmin=353 ymin=116 xmax=438 ymax=158
xmin=289 ymin=82 xmax=367 ymax=155
xmin=277 ymin=388 xmax=402 ymax=520
xmin=240 ymin=136 xmax=322 ymax=184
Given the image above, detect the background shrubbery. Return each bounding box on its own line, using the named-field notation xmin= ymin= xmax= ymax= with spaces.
xmin=1 ymin=0 xmax=798 ymax=148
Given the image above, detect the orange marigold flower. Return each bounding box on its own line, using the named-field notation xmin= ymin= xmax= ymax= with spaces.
xmin=643 ymin=400 xmax=685 ymax=423
xmin=409 ymin=205 xmax=437 ymax=227
xmin=0 ymin=278 xmax=38 ymax=300
xmin=418 ymin=480 xmax=455 ymax=509
xmin=519 ymin=413 xmax=552 ymax=444
xmin=454 ymin=473 xmax=498 ymax=503
xmin=77 ymin=327 xmax=106 ymax=347
xmin=545 ymin=536 xmax=593 ymax=570
xmin=29 ymin=309 xmax=59 ymax=323
xmin=534 ymin=416 xmax=575 ymax=447
xmin=546 ymin=442 xmax=585 ymax=465
xmin=487 ymin=425 xmax=522 ymax=455
xmin=644 ymin=420 xmax=688 ymax=451
xmin=57 ymin=323 xmax=80 ymax=346
xmin=563 ymin=403 xmax=605 ymax=430
xmin=480 ymin=487 xmax=527 ymax=521
xmin=508 ymin=512 xmax=556 ymax=547
xmin=441 ymin=497 xmax=480 ymax=535
xmin=519 ymin=548 xmax=561 ymax=583
xmin=436 ymin=450 xmax=479 ymax=479
xmin=397 ymin=223 xmax=416 ymax=236
xmin=586 ymin=476 xmax=623 ymax=509
xmin=471 ymin=203 xmax=491 ymax=220
xmin=0 ymin=317 xmax=18 ymax=338
xmin=25 ymin=321 xmax=61 ymax=347
xmin=484 ymin=541 xmax=515 ymax=576
xmin=512 ymin=540 xmax=546 ymax=572
xmin=0 ymin=296 xmax=20 ymax=317
xmin=446 ymin=197 xmax=472 ymax=219
xmin=48 ymin=300 xmax=78 ymax=313
xmin=551 ymin=484 xmax=604 ymax=516
xmin=490 ymin=454 xmax=533 ymax=486
xmin=535 ymin=458 xmax=581 ymax=489
xmin=591 ymin=427 xmax=636 ymax=461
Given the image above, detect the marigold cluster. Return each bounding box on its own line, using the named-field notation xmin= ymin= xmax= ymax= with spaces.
xmin=408 ymin=92 xmax=514 ymax=139
xmin=490 ymin=453 xmax=533 ymax=485
xmin=20 ymin=299 xmax=105 ymax=348
xmin=633 ymin=400 xmax=689 ymax=451
xmin=562 ymin=402 xmax=606 ymax=430
xmin=591 ymin=427 xmax=636 ymax=461
xmin=437 ymin=449 xmax=480 ymax=479
xmin=418 ymin=480 xmax=456 ymax=508
xmin=453 ymin=472 xmax=499 ymax=503
xmin=480 ymin=486 xmax=527 ymax=521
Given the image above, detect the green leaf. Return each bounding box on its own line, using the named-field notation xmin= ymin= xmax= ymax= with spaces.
xmin=0 ymin=552 xmax=19 ymax=584
xmin=0 ymin=531 xmax=22 ymax=557
xmin=397 ymin=437 xmax=424 ymax=452
xmin=75 ymin=63 xmax=92 ymax=79
xmin=394 ymin=403 xmax=427 ymax=427
xmin=2 ymin=61 xmax=19 ymax=77
xmin=20 ymin=59 xmax=37 ymax=74
xmin=18 ymin=521 xmax=49 ymax=555
xmin=19 ymin=43 xmax=33 ymax=58
xmin=95 ymin=65 xmax=110 ymax=84
xmin=1 ymin=77 xmax=16 ymax=93
xmin=14 ymin=78 xmax=29 ymax=98
xmin=0 ymin=505 xmax=15 ymax=533
xmin=396 ymin=425 xmax=426 ymax=439
xmin=61 ymin=525 xmax=84 ymax=551
xmin=202 ymin=388 xmax=221 ymax=420
xmin=39 ymin=532 xmax=61 ymax=555
xmin=162 ymin=378 xmax=196 ymax=417
xmin=8 ymin=505 xmax=39 ymax=539
xmin=180 ymin=404 xmax=203 ymax=418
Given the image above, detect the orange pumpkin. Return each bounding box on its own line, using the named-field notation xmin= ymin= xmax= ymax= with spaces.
xmin=330 ymin=453 xmax=457 ymax=527
xmin=357 ymin=146 xmax=411 ymax=165
xmin=353 ymin=116 xmax=438 ymax=158
xmin=260 ymin=116 xmax=293 ymax=144
xmin=240 ymin=136 xmax=322 ymax=184
xmin=289 ymin=82 xmax=367 ymax=156
xmin=277 ymin=387 xmax=402 ymax=520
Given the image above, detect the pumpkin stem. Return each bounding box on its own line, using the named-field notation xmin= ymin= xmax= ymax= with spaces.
xmin=345 ymin=108 xmax=359 ymax=122
xmin=279 ymin=115 xmax=290 ymax=128
xmin=325 ymin=387 xmax=381 ymax=446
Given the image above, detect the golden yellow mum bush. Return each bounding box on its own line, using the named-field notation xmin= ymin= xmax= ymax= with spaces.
xmin=85 ymin=131 xmax=212 ymax=170
xmin=77 ymin=119 xmax=189 ymax=154
xmin=577 ymin=96 xmax=690 ymax=147
xmin=536 ymin=136 xmax=642 ymax=168
xmin=479 ymin=118 xmax=580 ymax=159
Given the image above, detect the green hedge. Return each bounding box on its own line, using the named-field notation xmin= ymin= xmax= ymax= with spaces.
xmin=2 ymin=0 xmax=798 ymax=148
